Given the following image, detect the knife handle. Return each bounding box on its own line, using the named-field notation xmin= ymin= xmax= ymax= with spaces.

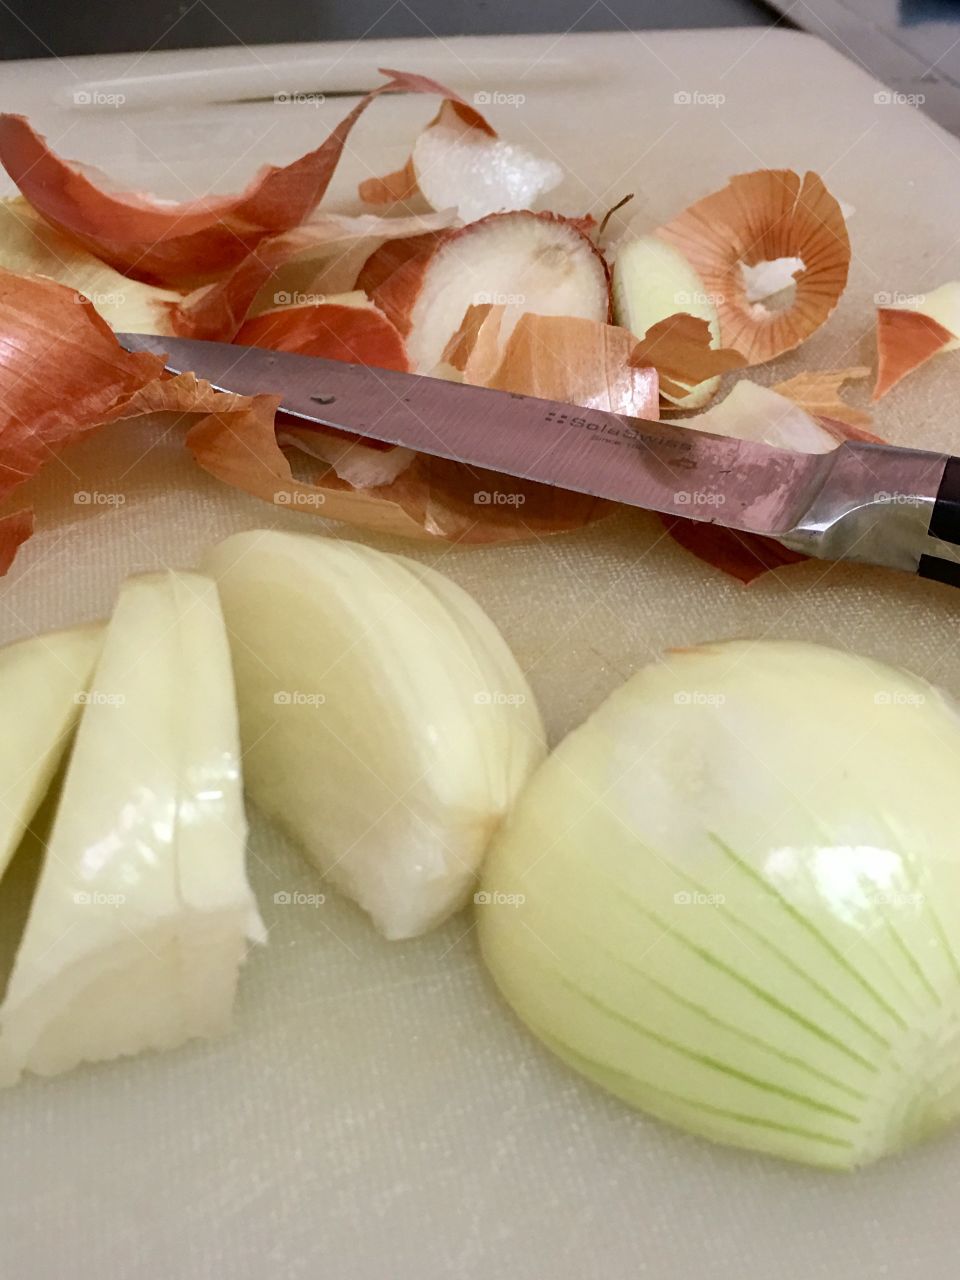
xmin=919 ymin=457 xmax=960 ymax=588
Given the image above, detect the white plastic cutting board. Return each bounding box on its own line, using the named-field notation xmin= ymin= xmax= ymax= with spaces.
xmin=2 ymin=27 xmax=960 ymax=1280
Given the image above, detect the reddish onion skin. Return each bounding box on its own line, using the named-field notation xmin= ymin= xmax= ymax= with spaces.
xmin=0 ymin=69 xmax=459 ymax=287
xmin=873 ymin=308 xmax=955 ymax=400
xmin=0 ymin=508 xmax=33 ymax=575
xmin=236 ymin=303 xmax=409 ymax=372
xmin=0 ymin=269 xmax=165 ymax=503
xmin=357 ymin=231 xmax=452 ymax=335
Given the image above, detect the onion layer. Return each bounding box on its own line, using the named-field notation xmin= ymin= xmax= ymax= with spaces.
xmin=204 ymin=531 xmax=545 ymax=938
xmin=478 ymin=640 xmax=960 ymax=1168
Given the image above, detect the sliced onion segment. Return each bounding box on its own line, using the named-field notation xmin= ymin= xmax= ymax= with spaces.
xmin=0 ymin=625 xmax=102 ymax=882
xmin=204 ymin=531 xmax=545 ymax=939
xmin=0 ymin=572 xmax=263 ymax=1082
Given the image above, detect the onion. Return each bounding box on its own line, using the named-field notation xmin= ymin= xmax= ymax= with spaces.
xmin=0 ymin=624 xmax=102 ymax=881
xmin=204 ymin=532 xmax=545 ymax=939
xmin=612 ymin=234 xmax=723 ymax=407
xmin=478 ymin=640 xmax=960 ymax=1168
xmin=0 ymin=572 xmax=263 ymax=1082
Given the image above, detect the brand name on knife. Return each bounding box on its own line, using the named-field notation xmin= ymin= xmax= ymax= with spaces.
xmin=543 ymin=409 xmax=695 ymax=453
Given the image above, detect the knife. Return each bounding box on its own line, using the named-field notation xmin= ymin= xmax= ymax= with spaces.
xmin=118 ymin=332 xmax=960 ymax=588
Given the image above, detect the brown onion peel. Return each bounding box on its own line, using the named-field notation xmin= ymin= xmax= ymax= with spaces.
xmin=873 ymin=308 xmax=955 ymax=400
xmin=657 ymin=169 xmax=850 ymax=366
xmin=0 ymin=69 xmax=459 ymax=287
xmin=772 ymin=366 xmax=872 ymax=427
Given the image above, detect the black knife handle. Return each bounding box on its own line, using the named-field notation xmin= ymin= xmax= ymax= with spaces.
xmin=928 ymin=456 xmax=960 ymax=545
xmin=919 ymin=456 xmax=960 ymax=587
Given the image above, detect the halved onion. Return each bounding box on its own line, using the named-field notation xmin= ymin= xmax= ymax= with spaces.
xmin=478 ymin=640 xmax=960 ymax=1168
xmin=0 ymin=571 xmax=263 ymax=1082
xmin=204 ymin=531 xmax=545 ymax=939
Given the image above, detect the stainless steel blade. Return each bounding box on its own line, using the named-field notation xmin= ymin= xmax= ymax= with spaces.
xmin=119 ymin=333 xmax=834 ymax=538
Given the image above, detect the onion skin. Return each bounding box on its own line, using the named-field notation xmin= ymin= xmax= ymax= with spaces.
xmin=478 ymin=641 xmax=960 ymax=1169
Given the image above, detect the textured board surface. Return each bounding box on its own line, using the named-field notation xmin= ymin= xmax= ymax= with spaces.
xmin=1 ymin=28 xmax=960 ymax=1280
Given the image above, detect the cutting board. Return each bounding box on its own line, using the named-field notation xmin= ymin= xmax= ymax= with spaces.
xmin=1 ymin=28 xmax=959 ymax=1280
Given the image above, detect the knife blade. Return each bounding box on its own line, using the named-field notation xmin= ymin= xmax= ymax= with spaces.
xmin=118 ymin=332 xmax=960 ymax=587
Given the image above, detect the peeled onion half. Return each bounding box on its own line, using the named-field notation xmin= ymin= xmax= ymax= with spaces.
xmin=478 ymin=640 xmax=960 ymax=1168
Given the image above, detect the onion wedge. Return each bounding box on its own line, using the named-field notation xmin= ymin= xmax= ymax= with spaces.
xmin=359 ymin=99 xmax=562 ymax=221
xmin=0 ymin=572 xmax=263 ymax=1082
xmin=479 ymin=640 xmax=960 ymax=1169
xmin=204 ymin=531 xmax=545 ymax=939
xmin=0 ymin=626 xmax=102 ymax=883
